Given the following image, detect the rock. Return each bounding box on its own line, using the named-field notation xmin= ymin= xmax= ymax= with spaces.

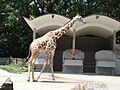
xmin=0 ymin=78 xmax=13 ymax=90
xmin=82 ymin=81 xmax=108 ymax=90
xmin=71 ymin=81 xmax=108 ymax=90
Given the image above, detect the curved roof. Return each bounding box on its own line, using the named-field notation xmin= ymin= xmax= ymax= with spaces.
xmin=77 ymin=15 xmax=120 ymax=38
xmin=24 ymin=14 xmax=120 ymax=38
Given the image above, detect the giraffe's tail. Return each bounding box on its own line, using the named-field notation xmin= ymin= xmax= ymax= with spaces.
xmin=26 ymin=47 xmax=31 ymax=62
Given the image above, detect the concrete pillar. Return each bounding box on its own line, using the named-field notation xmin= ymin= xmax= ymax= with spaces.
xmin=72 ymin=29 xmax=76 ymax=55
xmin=113 ymin=30 xmax=116 ymax=51
xmin=33 ymin=28 xmax=36 ymax=40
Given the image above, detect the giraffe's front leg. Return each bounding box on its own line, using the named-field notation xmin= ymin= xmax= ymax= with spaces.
xmin=50 ymin=60 xmax=55 ymax=82
xmin=50 ymin=51 xmax=55 ymax=82
xmin=36 ymin=54 xmax=48 ymax=81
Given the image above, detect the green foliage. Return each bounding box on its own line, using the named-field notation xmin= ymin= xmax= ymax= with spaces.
xmin=0 ymin=63 xmax=27 ymax=73
xmin=0 ymin=0 xmax=120 ymax=58
xmin=0 ymin=0 xmax=32 ymax=57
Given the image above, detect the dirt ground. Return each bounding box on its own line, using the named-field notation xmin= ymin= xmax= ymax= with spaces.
xmin=0 ymin=70 xmax=120 ymax=90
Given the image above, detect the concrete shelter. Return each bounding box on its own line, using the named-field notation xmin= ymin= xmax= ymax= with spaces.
xmin=24 ymin=14 xmax=120 ymax=75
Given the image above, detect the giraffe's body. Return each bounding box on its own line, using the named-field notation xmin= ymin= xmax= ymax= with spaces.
xmin=29 ymin=31 xmax=56 ymax=55
xmin=27 ymin=14 xmax=86 ymax=82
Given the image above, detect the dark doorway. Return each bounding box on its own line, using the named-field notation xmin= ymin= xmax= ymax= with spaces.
xmin=54 ymin=36 xmax=72 ymax=71
xmin=76 ymin=35 xmax=113 ymax=73
xmin=83 ymin=51 xmax=96 ymax=73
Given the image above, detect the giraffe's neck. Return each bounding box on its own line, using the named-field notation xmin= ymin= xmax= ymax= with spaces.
xmin=54 ymin=18 xmax=76 ymax=39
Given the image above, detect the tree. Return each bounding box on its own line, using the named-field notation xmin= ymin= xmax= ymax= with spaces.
xmin=0 ymin=0 xmax=120 ymax=58
xmin=0 ymin=0 xmax=32 ymax=57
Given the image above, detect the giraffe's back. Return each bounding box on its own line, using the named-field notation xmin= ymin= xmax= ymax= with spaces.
xmin=30 ymin=31 xmax=56 ymax=52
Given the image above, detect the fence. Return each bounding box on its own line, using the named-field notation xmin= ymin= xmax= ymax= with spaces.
xmin=0 ymin=57 xmax=26 ymax=65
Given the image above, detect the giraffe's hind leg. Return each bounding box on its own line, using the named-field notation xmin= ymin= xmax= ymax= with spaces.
xmin=31 ymin=53 xmax=39 ymax=82
xmin=27 ymin=53 xmax=39 ymax=82
xmin=31 ymin=59 xmax=36 ymax=82
xmin=27 ymin=64 xmax=31 ymax=82
xmin=27 ymin=56 xmax=33 ymax=82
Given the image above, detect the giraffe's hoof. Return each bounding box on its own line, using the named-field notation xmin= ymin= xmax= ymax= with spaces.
xmin=52 ymin=77 xmax=55 ymax=80
xmin=32 ymin=80 xmax=37 ymax=82
xmin=52 ymin=77 xmax=55 ymax=83
xmin=27 ymin=79 xmax=30 ymax=82
xmin=53 ymin=80 xmax=55 ymax=83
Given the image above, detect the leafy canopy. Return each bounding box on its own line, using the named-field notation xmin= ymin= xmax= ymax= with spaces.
xmin=0 ymin=0 xmax=120 ymax=57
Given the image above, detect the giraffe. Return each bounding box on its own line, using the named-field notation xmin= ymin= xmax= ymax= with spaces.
xmin=27 ymin=13 xmax=86 ymax=82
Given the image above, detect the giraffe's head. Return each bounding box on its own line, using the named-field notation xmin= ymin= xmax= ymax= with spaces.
xmin=73 ymin=14 xmax=86 ymax=23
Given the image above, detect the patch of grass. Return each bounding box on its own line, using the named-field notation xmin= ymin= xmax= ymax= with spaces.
xmin=0 ymin=63 xmax=28 ymax=73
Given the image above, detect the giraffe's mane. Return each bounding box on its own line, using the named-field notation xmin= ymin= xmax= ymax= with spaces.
xmin=63 ymin=19 xmax=71 ymax=26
